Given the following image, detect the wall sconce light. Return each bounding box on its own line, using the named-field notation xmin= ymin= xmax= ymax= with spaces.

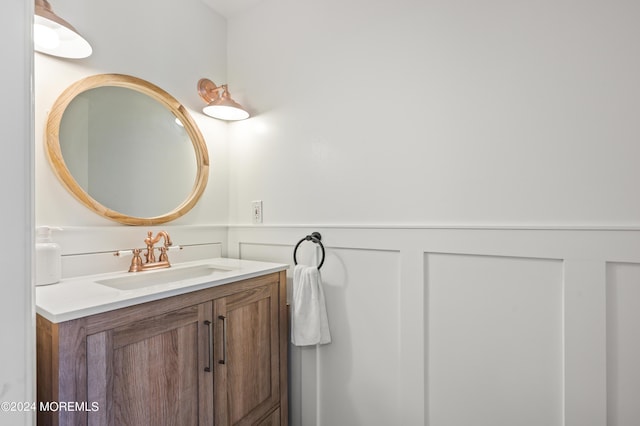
xmin=34 ymin=0 xmax=92 ymax=59
xmin=197 ymin=78 xmax=250 ymax=121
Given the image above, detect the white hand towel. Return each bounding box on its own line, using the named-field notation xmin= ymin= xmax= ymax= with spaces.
xmin=291 ymin=264 xmax=331 ymax=346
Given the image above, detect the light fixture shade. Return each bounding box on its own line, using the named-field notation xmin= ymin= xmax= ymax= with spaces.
xmin=34 ymin=0 xmax=92 ymax=59
xmin=203 ymin=98 xmax=250 ymax=121
xmin=198 ymin=79 xmax=250 ymax=121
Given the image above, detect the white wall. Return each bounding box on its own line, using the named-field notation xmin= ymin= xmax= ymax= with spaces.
xmin=35 ymin=0 xmax=230 ymax=229
xmin=34 ymin=0 xmax=232 ymax=277
xmin=0 ymin=1 xmax=34 ymax=425
xmin=226 ymin=0 xmax=640 ymax=227
xmin=225 ymin=1 xmax=640 ymax=425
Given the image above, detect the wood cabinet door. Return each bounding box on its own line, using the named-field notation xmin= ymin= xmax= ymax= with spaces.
xmin=86 ymin=302 xmax=214 ymax=426
xmin=213 ymin=282 xmax=281 ymax=426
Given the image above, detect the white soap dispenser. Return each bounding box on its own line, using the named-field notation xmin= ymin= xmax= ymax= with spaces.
xmin=35 ymin=226 xmax=62 ymax=286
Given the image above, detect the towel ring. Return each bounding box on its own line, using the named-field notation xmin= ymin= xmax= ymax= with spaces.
xmin=293 ymin=232 xmax=325 ymax=270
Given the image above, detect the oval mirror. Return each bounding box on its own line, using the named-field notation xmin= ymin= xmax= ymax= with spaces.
xmin=45 ymin=74 xmax=209 ymax=225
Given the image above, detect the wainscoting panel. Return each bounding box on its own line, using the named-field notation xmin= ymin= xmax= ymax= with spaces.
xmin=226 ymin=226 xmax=640 ymax=426
xmin=239 ymin=240 xmax=402 ymax=426
xmin=606 ymin=262 xmax=640 ymax=426
xmin=425 ymin=253 xmax=563 ymax=426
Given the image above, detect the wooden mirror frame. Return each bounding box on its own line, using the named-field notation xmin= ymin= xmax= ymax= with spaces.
xmin=45 ymin=74 xmax=209 ymax=225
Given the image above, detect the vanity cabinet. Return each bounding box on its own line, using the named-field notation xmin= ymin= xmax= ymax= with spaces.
xmin=214 ymin=283 xmax=282 ymax=425
xmin=85 ymin=302 xmax=214 ymax=425
xmin=37 ymin=271 xmax=288 ymax=426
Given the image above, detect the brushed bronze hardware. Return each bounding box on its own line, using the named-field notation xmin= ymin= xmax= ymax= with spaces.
xmin=197 ymin=78 xmax=249 ymax=121
xmin=218 ymin=315 xmax=227 ymax=365
xmin=205 ymin=320 xmax=213 ymax=372
xmin=113 ymin=231 xmax=181 ymax=272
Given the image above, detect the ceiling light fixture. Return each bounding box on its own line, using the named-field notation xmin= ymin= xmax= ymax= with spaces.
xmin=34 ymin=0 xmax=92 ymax=59
xmin=197 ymin=78 xmax=250 ymax=121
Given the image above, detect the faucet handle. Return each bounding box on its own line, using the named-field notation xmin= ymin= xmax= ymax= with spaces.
xmin=128 ymin=248 xmax=144 ymax=272
xmin=158 ymin=246 xmax=169 ymax=263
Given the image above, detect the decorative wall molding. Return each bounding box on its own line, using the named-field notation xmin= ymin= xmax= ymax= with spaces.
xmin=228 ymin=225 xmax=640 ymax=426
xmin=55 ymin=224 xmax=640 ymax=424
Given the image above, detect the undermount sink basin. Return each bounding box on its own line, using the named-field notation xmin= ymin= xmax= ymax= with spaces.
xmin=95 ymin=264 xmax=234 ymax=291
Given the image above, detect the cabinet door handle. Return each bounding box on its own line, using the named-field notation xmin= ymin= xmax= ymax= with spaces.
xmin=218 ymin=315 xmax=227 ymax=365
xmin=204 ymin=320 xmax=213 ymax=372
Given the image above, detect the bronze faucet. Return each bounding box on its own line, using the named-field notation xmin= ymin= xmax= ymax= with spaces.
xmin=144 ymin=231 xmax=172 ymax=263
xmin=127 ymin=231 xmax=173 ymax=272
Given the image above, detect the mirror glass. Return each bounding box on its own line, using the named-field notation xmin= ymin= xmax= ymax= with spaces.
xmin=46 ymin=74 xmax=209 ymax=225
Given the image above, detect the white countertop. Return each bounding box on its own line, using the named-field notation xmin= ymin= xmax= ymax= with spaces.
xmin=36 ymin=258 xmax=288 ymax=323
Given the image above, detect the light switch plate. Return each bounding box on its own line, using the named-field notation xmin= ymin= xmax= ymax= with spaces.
xmin=252 ymin=200 xmax=263 ymax=224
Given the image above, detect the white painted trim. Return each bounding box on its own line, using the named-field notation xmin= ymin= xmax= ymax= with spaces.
xmin=563 ymin=260 xmax=607 ymax=426
xmin=1 ymin=0 xmax=35 ymax=424
xmin=228 ymin=224 xmax=640 ymax=231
